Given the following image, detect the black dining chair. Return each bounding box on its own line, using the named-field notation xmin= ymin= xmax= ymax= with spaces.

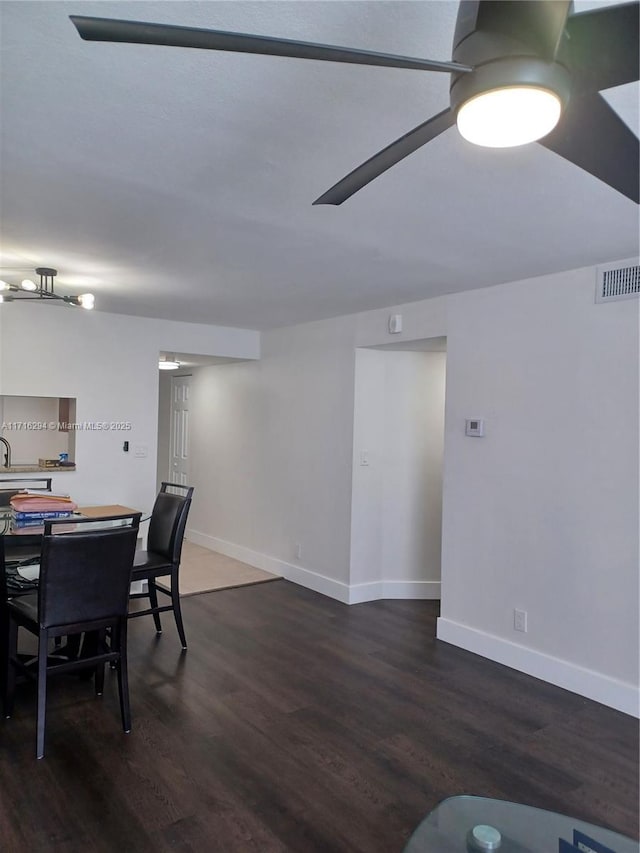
xmin=3 ymin=513 xmax=140 ymax=759
xmin=128 ymin=482 xmax=194 ymax=650
xmin=0 ymin=477 xmax=53 ymax=507
xmin=1 ymin=478 xmax=53 ymax=564
xmin=0 ymin=537 xmax=8 ymax=702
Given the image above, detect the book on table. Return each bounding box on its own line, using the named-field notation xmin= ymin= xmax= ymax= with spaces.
xmin=9 ymin=491 xmax=78 ymax=530
xmin=12 ymin=509 xmax=75 ymax=521
xmin=9 ymin=493 xmax=78 ymax=514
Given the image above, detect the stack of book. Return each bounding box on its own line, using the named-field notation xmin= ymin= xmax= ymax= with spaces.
xmin=9 ymin=491 xmax=78 ymax=530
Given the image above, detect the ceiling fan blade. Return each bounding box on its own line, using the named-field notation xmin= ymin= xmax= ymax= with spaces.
xmin=313 ymin=108 xmax=455 ymax=206
xmin=69 ymin=16 xmax=471 ymax=75
xmin=539 ymin=92 xmax=639 ymax=203
xmin=564 ymin=1 xmax=640 ymax=94
xmin=474 ymin=1 xmax=572 ymax=59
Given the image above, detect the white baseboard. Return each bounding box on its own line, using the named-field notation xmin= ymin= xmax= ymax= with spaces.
xmin=186 ymin=528 xmax=440 ymax=605
xmin=437 ymin=617 xmax=640 ymax=718
xmin=348 ymin=580 xmax=441 ymax=604
xmin=186 ymin=528 xmax=352 ymax=602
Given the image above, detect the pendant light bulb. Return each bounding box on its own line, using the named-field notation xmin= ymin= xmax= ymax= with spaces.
xmin=78 ymin=293 xmax=95 ymax=310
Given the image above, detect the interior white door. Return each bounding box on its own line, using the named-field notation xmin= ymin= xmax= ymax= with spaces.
xmin=169 ymin=375 xmax=190 ymax=486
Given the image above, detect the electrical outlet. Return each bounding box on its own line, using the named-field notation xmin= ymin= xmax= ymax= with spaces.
xmin=514 ymin=609 xmax=528 ymax=632
xmin=295 ymin=543 xmax=302 ymax=560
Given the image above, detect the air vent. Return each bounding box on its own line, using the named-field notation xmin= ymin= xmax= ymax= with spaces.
xmin=595 ymin=258 xmax=640 ymax=303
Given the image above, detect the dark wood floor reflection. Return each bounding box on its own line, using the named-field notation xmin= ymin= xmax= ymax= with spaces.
xmin=1 ymin=580 xmax=637 ymax=852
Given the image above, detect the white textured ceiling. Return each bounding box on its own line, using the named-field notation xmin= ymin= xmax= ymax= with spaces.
xmin=1 ymin=1 xmax=638 ymax=330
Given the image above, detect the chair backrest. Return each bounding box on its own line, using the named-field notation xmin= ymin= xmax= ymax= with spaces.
xmin=147 ymin=482 xmax=194 ymax=564
xmin=38 ymin=516 xmax=139 ymax=629
xmin=0 ymin=535 xmax=6 ymax=606
xmin=0 ymin=477 xmax=52 ymax=507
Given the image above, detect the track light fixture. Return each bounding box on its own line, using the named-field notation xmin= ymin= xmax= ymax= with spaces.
xmin=0 ymin=268 xmax=95 ymax=309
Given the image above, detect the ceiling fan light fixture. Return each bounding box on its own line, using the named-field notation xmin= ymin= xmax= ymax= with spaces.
xmin=457 ymin=85 xmax=562 ymax=148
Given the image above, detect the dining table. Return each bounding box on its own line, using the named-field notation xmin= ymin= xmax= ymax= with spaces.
xmin=1 ymin=503 xmax=143 ymax=575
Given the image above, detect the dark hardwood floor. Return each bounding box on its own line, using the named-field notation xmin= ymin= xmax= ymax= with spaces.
xmin=0 ymin=580 xmax=637 ymax=852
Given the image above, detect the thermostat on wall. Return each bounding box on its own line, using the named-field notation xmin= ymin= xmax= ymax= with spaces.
xmin=465 ymin=418 xmax=484 ymax=437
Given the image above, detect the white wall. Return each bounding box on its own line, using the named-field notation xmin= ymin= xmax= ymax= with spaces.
xmin=2 ymin=264 xmax=637 ymax=715
xmin=187 ymin=314 xmax=358 ymax=598
xmin=156 ymin=370 xmax=174 ymax=492
xmin=0 ymin=303 xmax=259 ymax=515
xmin=184 ymin=263 xmax=638 ymax=715
xmin=437 ymin=268 xmax=639 ymax=714
xmin=350 ymin=349 xmax=445 ymax=601
xmin=354 ymin=267 xmax=638 ymax=714
xmin=350 ymin=349 xmax=385 ymax=589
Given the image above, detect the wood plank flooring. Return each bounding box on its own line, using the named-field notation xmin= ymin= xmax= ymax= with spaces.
xmin=0 ymin=580 xmax=637 ymax=852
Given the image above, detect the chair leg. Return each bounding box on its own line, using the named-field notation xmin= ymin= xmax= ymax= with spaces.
xmin=0 ymin=608 xmax=9 ymax=706
xmin=115 ymin=622 xmax=131 ymax=733
xmin=36 ymin=629 xmax=49 ymax=759
xmin=95 ymin=631 xmax=106 ymax=696
xmin=77 ymin=631 xmax=100 ymax=681
xmin=171 ymin=574 xmax=187 ymax=650
xmin=3 ymin=616 xmax=18 ymax=719
xmin=148 ymin=580 xmax=162 ymax=634
xmin=95 ymin=662 xmax=105 ymax=696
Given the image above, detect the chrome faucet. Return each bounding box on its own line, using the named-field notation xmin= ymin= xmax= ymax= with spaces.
xmin=0 ymin=436 xmax=11 ymax=468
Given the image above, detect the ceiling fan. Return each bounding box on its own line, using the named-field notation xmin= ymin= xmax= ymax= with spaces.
xmin=70 ymin=2 xmax=639 ymax=205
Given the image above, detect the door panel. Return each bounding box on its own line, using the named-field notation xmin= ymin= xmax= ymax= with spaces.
xmin=170 ymin=375 xmax=190 ymax=486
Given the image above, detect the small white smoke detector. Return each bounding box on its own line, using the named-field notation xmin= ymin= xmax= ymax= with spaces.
xmin=388 ymin=313 xmax=403 ymax=334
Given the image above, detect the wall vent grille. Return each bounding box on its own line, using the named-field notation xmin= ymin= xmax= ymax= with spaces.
xmin=596 ymin=258 xmax=640 ymax=303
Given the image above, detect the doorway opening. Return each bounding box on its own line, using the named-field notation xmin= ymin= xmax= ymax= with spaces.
xmin=350 ymin=336 xmax=446 ymax=609
xmin=155 ymin=351 xmax=278 ymax=595
xmin=156 ymin=350 xmax=246 ymax=491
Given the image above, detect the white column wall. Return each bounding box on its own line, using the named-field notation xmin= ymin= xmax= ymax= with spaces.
xmin=381 ymin=351 xmax=446 ymax=587
xmin=187 ymin=313 xmax=358 ymax=598
xmin=350 ymin=349 xmax=445 ymax=601
xmin=156 ymin=370 xmax=173 ymax=492
xmin=350 ymin=349 xmax=386 ymax=588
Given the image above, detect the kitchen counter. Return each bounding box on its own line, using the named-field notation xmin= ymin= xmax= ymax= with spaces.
xmin=2 ymin=465 xmax=76 ymax=473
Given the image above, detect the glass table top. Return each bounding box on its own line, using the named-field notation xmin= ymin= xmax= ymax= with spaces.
xmin=403 ymin=796 xmax=639 ymax=853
